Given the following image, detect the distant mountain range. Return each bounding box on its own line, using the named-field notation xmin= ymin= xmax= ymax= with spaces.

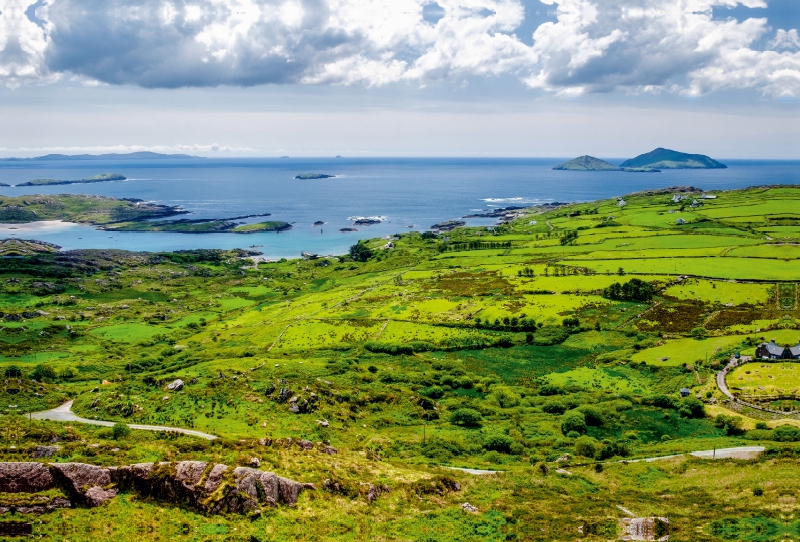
xmin=553 ymin=148 xmax=727 ymax=172
xmin=0 ymin=152 xmax=202 ymax=161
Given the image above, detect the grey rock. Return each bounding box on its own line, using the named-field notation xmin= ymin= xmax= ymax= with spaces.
xmin=31 ymin=445 xmax=61 ymax=459
xmin=0 ymin=462 xmax=55 ymax=493
xmin=166 ymin=379 xmax=184 ymax=391
xmin=84 ymin=486 xmax=118 ymax=507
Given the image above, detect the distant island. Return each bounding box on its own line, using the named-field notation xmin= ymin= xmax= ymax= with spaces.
xmin=295 ymin=173 xmax=335 ymax=179
xmin=0 ymin=152 xmax=201 ymax=161
xmin=16 ymin=173 xmax=127 ymax=187
xmin=106 ymin=217 xmax=291 ymax=234
xmin=554 ymin=148 xmax=726 ymax=172
xmin=552 ymin=155 xmax=659 ymax=172
xmin=620 ymin=148 xmax=727 ymax=169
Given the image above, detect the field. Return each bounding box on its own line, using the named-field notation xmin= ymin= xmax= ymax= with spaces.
xmin=4 ymin=185 xmax=800 ymax=539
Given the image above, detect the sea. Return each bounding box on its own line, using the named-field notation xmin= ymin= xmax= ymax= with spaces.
xmin=0 ymin=157 xmax=797 ymax=259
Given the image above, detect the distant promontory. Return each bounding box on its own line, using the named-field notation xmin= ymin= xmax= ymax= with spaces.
xmin=16 ymin=173 xmax=127 ymax=187
xmin=553 ymin=148 xmax=726 ymax=172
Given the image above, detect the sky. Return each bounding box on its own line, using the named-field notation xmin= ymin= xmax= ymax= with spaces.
xmin=0 ymin=0 xmax=798 ymax=158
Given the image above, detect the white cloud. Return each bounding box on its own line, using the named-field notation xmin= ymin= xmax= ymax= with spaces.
xmin=0 ymin=0 xmax=797 ymax=98
xmin=770 ymin=29 xmax=800 ymax=51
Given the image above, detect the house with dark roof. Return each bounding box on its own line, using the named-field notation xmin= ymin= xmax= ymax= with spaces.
xmin=755 ymin=339 xmax=791 ymax=359
xmin=790 ymin=342 xmax=800 ymax=359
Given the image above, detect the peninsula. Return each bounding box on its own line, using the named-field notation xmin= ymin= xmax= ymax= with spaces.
xmin=16 ymin=173 xmax=127 ymax=187
xmin=0 ymin=194 xmax=184 ymax=224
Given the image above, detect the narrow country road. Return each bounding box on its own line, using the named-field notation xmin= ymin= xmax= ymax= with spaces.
xmin=31 ymin=400 xmax=217 ymax=440
xmin=624 ymin=446 xmax=765 ymax=463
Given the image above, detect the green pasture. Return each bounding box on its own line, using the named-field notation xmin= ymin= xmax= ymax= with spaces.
xmin=631 ymin=336 xmax=748 ymax=366
xmin=663 ymin=279 xmax=771 ymax=305
xmin=728 ymin=362 xmax=800 ymax=395
xmin=570 ymin=256 xmax=800 ymax=280
xmin=542 ymin=366 xmax=651 ymax=394
xmin=88 ymin=323 xmax=166 ymax=342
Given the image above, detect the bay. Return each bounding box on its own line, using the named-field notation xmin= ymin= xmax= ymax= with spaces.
xmin=0 ymin=157 xmax=797 ymax=259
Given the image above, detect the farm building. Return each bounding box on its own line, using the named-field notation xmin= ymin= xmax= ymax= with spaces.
xmin=755 ymin=339 xmax=798 ymax=359
xmin=679 ymin=388 xmax=691 ymax=397
xmin=675 ymin=218 xmax=686 ymax=225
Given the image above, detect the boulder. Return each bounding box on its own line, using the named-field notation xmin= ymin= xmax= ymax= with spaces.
xmin=320 ymin=445 xmax=338 ymax=455
xmin=461 ymin=502 xmax=478 ymax=513
xmin=249 ymin=457 xmax=261 ymax=468
xmin=297 ymin=440 xmax=314 ymax=451
xmin=84 ymin=486 xmax=118 ymax=507
xmin=0 ymin=462 xmax=55 ymax=493
xmin=31 ymin=445 xmax=61 ymax=459
xmin=204 ymin=464 xmax=228 ymax=493
xmin=50 ymin=463 xmax=111 ymax=499
xmin=166 ymin=379 xmax=184 ymax=391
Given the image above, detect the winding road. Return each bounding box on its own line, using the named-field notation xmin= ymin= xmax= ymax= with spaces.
xmin=31 ymin=400 xmax=217 ymax=440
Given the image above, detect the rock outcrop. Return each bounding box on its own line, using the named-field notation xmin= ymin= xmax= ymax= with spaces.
xmin=0 ymin=461 xmax=312 ymax=516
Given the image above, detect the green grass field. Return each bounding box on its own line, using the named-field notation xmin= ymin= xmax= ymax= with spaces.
xmin=3 ymin=185 xmax=800 ymax=539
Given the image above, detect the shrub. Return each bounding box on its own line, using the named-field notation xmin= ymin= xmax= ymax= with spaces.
xmin=483 ymin=434 xmax=514 ymax=454
xmin=425 ymin=386 xmax=444 ymax=399
xmin=677 ymin=397 xmax=705 ymax=419
xmin=456 ymin=376 xmax=473 ymax=389
xmin=491 ymin=386 xmax=521 ymax=408
xmin=574 ymin=436 xmax=598 ymax=458
xmin=714 ymin=414 xmax=744 ymax=436
xmin=755 ymin=422 xmax=769 ymax=430
xmin=112 ymin=422 xmax=131 ymax=440
xmin=30 ymin=364 xmax=57 ymax=382
xmin=542 ymin=400 xmax=567 ymax=414
xmin=753 ymin=487 xmax=764 ymax=497
xmin=690 ymin=327 xmax=708 ymax=339
xmin=562 ymin=317 xmax=580 ymax=328
xmin=561 ymin=411 xmax=587 ymax=436
xmin=774 ymin=425 xmax=800 ymax=442
xmin=577 ymin=405 xmax=604 ymax=426
xmin=449 ymin=408 xmax=483 ymax=427
xmin=538 ymin=384 xmax=563 ymax=396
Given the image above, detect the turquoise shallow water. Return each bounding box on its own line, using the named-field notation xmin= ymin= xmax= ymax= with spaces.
xmin=0 ymin=157 xmax=797 ymax=258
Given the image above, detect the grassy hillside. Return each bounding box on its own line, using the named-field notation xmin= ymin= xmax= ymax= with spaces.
xmin=4 ymin=185 xmax=800 ymax=539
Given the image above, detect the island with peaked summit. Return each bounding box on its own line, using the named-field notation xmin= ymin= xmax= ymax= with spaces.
xmin=553 ymin=148 xmax=726 ymax=171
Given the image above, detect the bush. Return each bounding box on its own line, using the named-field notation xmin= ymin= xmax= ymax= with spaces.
xmin=714 ymin=414 xmax=744 ymax=436
xmin=577 ymin=405 xmax=604 ymax=426
xmin=456 ymin=376 xmax=473 ymax=389
xmin=691 ymin=327 xmax=708 ymax=339
xmin=112 ymin=422 xmax=131 ymax=440
xmin=538 ymin=384 xmax=563 ymax=396
xmin=449 ymin=408 xmax=483 ymax=427
xmin=561 ymin=411 xmax=587 ymax=436
xmin=603 ymin=278 xmax=655 ymax=302
xmin=483 ymin=434 xmax=514 ymax=454
xmin=425 ymin=386 xmax=444 ymax=399
xmin=574 ymin=436 xmax=598 ymax=458
xmin=542 ymin=400 xmax=567 ymax=414
xmin=755 ymin=422 xmax=769 ymax=430
xmin=677 ymin=397 xmax=705 ymax=418
xmin=30 ymin=364 xmax=57 ymax=382
xmin=753 ymin=487 xmax=764 ymax=497
xmin=490 ymin=386 xmax=521 ymax=408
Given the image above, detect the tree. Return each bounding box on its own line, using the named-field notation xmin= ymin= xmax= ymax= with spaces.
xmin=30 ymin=364 xmax=56 ymax=382
xmin=574 ymin=436 xmax=598 ymax=458
xmin=112 ymin=422 xmax=131 ymax=440
xmin=561 ymin=410 xmax=587 ymax=435
xmin=714 ymin=414 xmax=744 ymax=436
xmin=691 ymin=327 xmax=708 ymax=339
xmin=348 ymin=242 xmax=373 ymax=262
xmin=449 ymin=408 xmax=483 ymax=427
xmin=603 ymin=278 xmax=655 ymax=302
xmin=483 ymin=434 xmax=514 ymax=453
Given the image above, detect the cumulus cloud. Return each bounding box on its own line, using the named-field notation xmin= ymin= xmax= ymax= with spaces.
xmin=0 ymin=0 xmax=798 ymax=97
